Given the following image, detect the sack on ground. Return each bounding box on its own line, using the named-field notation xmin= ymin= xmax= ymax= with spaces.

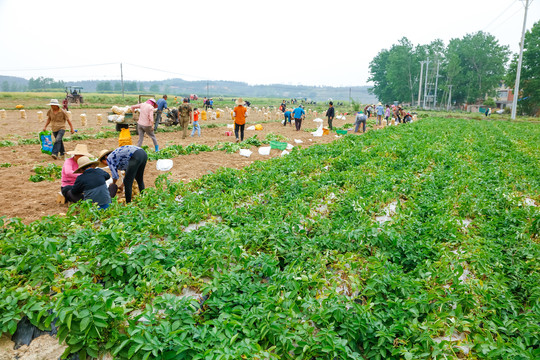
xmin=118 ymin=128 xmax=132 ymax=147
xmin=39 ymin=131 xmax=53 ymax=154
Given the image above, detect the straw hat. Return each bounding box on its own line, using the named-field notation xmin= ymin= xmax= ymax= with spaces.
xmin=66 ymin=144 xmax=93 ymax=157
xmin=48 ymin=99 xmax=61 ymax=107
xmin=377 ymin=102 xmax=382 ymax=106
xmin=74 ymin=156 xmax=99 ymax=173
xmin=235 ymin=98 xmax=244 ymax=106
xmin=97 ymin=149 xmax=113 ymax=163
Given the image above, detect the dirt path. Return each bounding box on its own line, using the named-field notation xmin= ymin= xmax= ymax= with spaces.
xmin=0 ymin=108 xmax=364 ymax=223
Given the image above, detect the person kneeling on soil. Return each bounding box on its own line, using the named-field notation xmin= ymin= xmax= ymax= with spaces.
xmin=69 ymin=156 xmax=117 ymax=210
xmin=61 ymin=144 xmax=94 ymax=203
xmin=98 ymin=146 xmax=147 ymax=204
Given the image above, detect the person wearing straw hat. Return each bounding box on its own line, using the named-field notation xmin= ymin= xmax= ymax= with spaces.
xmin=60 ymin=144 xmax=93 ymax=203
xmin=42 ymin=99 xmax=75 ymax=159
xmin=97 ymin=145 xmax=147 ymax=204
xmin=131 ymin=98 xmax=159 ymax=152
xmin=68 ymin=156 xmax=113 ymax=210
xmin=376 ymin=102 xmax=384 ymax=126
xmin=233 ymin=98 xmax=248 ymax=142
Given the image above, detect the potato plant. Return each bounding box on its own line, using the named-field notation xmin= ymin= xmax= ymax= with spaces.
xmin=1 ymin=118 xmax=539 ymax=359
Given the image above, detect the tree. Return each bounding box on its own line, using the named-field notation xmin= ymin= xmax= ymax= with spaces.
xmin=96 ymin=81 xmax=112 ymax=93
xmin=1 ymin=81 xmax=9 ymax=92
xmin=369 ymin=38 xmax=444 ymax=105
xmin=114 ymin=82 xmax=122 ymax=92
xmin=446 ymin=31 xmax=510 ymax=104
xmin=385 ymin=38 xmax=417 ymax=104
xmin=149 ymin=84 xmax=160 ymax=93
xmin=27 ymin=77 xmax=65 ymax=91
xmin=506 ymin=21 xmax=540 ymax=115
xmin=368 ymin=47 xmax=392 ymax=103
xmin=125 ymin=82 xmax=137 ymax=92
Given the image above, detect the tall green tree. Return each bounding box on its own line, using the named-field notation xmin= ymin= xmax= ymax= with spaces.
xmin=446 ymin=31 xmax=509 ymax=104
xmin=368 ymin=48 xmax=391 ymax=103
xmin=506 ymin=21 xmax=540 ymax=115
xmin=385 ymin=38 xmax=417 ymax=104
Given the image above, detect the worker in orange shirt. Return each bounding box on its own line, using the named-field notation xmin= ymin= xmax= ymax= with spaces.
xmin=233 ymin=98 xmax=248 ymax=143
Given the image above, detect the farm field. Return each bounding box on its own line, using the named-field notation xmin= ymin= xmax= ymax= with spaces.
xmin=0 ymin=116 xmax=539 ymax=359
xmin=0 ymin=106 xmax=353 ymax=222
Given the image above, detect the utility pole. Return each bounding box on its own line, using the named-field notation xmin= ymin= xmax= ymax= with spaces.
xmin=120 ymin=63 xmax=125 ymax=98
xmin=511 ymin=0 xmax=530 ymax=120
xmin=434 ymin=61 xmax=440 ymax=109
xmin=206 ymin=81 xmax=209 ymax=98
xmin=418 ymin=61 xmax=426 ymax=107
xmin=349 ymin=87 xmax=352 ymax=103
xmin=423 ymin=59 xmax=430 ymax=109
xmin=447 ymin=85 xmax=453 ymax=110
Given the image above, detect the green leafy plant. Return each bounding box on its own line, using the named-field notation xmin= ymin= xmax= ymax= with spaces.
xmin=29 ymin=163 xmax=62 ymax=182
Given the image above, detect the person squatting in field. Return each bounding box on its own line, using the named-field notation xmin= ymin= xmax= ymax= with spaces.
xmin=60 ymin=144 xmax=93 ymax=203
xmin=98 ymin=146 xmax=148 ymax=203
xmin=42 ymin=99 xmax=75 ymax=159
xmin=233 ymin=98 xmax=248 ymax=142
xmin=69 ymin=156 xmax=116 ymax=210
xmin=132 ymin=98 xmax=159 ymax=152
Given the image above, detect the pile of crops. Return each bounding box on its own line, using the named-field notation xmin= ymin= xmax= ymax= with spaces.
xmin=1 ymin=118 xmax=539 ymax=359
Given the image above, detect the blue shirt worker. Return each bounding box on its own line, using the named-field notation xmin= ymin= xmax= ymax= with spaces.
xmin=283 ymin=109 xmax=292 ymax=126
xmin=155 ymin=95 xmax=168 ymax=131
xmin=98 ymin=145 xmax=148 ymax=204
xmin=375 ymin=102 xmax=384 ymax=125
xmin=292 ymin=106 xmax=306 ymax=131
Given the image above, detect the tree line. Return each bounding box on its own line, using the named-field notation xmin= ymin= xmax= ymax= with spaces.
xmin=369 ymin=22 xmax=539 ymax=115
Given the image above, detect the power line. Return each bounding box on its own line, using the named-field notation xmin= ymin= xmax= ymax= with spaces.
xmin=482 ymin=0 xmax=519 ymax=31
xmin=123 ymin=63 xmax=208 ymax=81
xmin=493 ymin=6 xmax=527 ymax=28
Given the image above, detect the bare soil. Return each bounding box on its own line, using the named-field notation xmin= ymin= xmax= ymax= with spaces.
xmin=0 ymin=108 xmax=365 ymax=223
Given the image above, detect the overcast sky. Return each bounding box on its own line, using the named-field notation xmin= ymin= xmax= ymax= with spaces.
xmin=0 ymin=0 xmax=538 ymax=87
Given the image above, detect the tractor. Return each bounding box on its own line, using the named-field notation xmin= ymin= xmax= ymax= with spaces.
xmin=65 ymin=86 xmax=84 ymax=105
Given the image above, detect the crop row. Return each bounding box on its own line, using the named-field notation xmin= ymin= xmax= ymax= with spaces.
xmin=1 ymin=118 xmax=539 ymax=359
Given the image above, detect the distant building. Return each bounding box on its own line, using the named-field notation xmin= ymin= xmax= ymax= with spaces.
xmin=495 ymin=84 xmax=514 ymax=109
